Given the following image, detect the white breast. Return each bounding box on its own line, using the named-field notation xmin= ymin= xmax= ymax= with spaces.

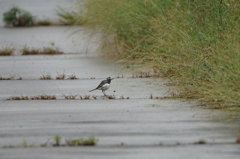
xmin=100 ymin=83 xmax=110 ymax=91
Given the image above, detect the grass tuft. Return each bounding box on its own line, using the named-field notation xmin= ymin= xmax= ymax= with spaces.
xmin=56 ymin=71 xmax=66 ymax=80
xmin=53 ymin=135 xmax=61 ymax=146
xmin=0 ymin=75 xmax=22 ymax=80
xmin=106 ymin=94 xmax=116 ymax=99
xmin=194 ymin=139 xmax=207 ymax=144
xmin=40 ymin=73 xmax=52 ymax=80
xmin=30 ymin=95 xmax=56 ymax=100
xmin=80 ymin=0 xmax=240 ymax=108
xmin=62 ymin=93 xmax=78 ymax=100
xmin=0 ymin=47 xmax=14 ymax=56
xmin=21 ymin=44 xmax=63 ymax=55
xmin=150 ymin=93 xmax=153 ymax=99
xmin=7 ymin=96 xmax=28 ymax=100
xmin=92 ymin=95 xmax=97 ymax=99
xmin=237 ymin=134 xmax=240 ymax=144
xmin=66 ymin=137 xmax=97 ymax=146
xmin=67 ymin=73 xmax=79 ymax=80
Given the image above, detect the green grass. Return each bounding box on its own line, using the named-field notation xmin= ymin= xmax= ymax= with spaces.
xmin=78 ymin=0 xmax=240 ymax=108
xmin=56 ymin=7 xmax=81 ymax=25
xmin=3 ymin=6 xmax=34 ymax=26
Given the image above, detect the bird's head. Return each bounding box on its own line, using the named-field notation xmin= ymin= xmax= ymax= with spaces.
xmin=107 ymin=77 xmax=113 ymax=82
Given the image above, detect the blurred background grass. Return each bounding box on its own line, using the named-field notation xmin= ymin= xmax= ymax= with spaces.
xmin=74 ymin=0 xmax=240 ymax=108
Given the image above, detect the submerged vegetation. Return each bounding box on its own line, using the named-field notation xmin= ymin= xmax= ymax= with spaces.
xmin=79 ymin=0 xmax=240 ymax=108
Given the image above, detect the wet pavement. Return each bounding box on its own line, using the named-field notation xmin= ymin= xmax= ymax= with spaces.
xmin=0 ymin=1 xmax=240 ymax=159
xmin=0 ymin=54 xmax=239 ymax=159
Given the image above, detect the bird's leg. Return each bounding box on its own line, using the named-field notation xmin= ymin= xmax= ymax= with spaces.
xmin=102 ymin=90 xmax=106 ymax=96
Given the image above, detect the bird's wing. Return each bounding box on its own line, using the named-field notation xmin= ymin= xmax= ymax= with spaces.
xmin=96 ymin=79 xmax=107 ymax=89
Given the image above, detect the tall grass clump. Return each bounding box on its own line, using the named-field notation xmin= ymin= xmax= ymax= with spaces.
xmin=3 ymin=6 xmax=34 ymax=26
xmin=80 ymin=0 xmax=240 ymax=108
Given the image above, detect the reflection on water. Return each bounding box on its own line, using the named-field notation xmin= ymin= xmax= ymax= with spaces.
xmin=0 ymin=0 xmax=99 ymax=55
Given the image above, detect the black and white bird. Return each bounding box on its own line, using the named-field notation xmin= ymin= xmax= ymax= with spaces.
xmin=89 ymin=77 xmax=113 ymax=96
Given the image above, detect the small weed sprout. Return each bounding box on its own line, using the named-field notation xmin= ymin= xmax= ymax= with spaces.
xmin=194 ymin=139 xmax=206 ymax=144
xmin=56 ymin=71 xmax=66 ymax=80
xmin=53 ymin=135 xmax=61 ymax=146
xmin=40 ymin=73 xmax=52 ymax=80
xmin=150 ymin=93 xmax=153 ymax=99
xmin=66 ymin=137 xmax=97 ymax=146
xmin=92 ymin=95 xmax=97 ymax=99
xmin=120 ymin=95 xmax=125 ymax=99
xmin=67 ymin=73 xmax=79 ymax=80
xmin=83 ymin=94 xmax=90 ymax=100
xmin=62 ymin=93 xmax=78 ymax=100
xmin=0 ymin=75 xmax=21 ymax=80
xmin=106 ymin=94 xmax=116 ymax=99
xmin=30 ymin=95 xmax=56 ymax=100
xmin=7 ymin=96 xmax=28 ymax=100
xmin=236 ymin=134 xmax=240 ymax=144
xmin=21 ymin=140 xmax=28 ymax=147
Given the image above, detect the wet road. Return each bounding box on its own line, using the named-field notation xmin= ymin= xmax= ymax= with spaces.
xmin=0 ymin=1 xmax=239 ymax=159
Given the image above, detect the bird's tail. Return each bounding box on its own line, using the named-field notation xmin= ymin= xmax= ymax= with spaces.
xmin=89 ymin=88 xmax=97 ymax=92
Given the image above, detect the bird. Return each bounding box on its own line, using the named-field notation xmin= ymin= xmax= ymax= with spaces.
xmin=89 ymin=77 xmax=113 ymax=96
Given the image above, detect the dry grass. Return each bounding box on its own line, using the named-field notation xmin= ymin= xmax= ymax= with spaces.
xmin=40 ymin=73 xmax=52 ymax=80
xmin=30 ymin=95 xmax=56 ymax=100
xmin=106 ymin=94 xmax=116 ymax=99
xmin=21 ymin=45 xmax=63 ymax=55
xmin=56 ymin=72 xmax=66 ymax=80
xmin=62 ymin=93 xmax=78 ymax=100
xmin=67 ymin=73 xmax=79 ymax=80
xmin=0 ymin=47 xmax=14 ymax=56
xmin=0 ymin=75 xmax=22 ymax=80
xmin=92 ymin=95 xmax=97 ymax=99
xmin=80 ymin=94 xmax=91 ymax=100
xmin=120 ymin=95 xmax=125 ymax=99
xmin=66 ymin=137 xmax=97 ymax=146
xmin=7 ymin=96 xmax=28 ymax=100
xmin=194 ymin=139 xmax=207 ymax=145
xmin=7 ymin=95 xmax=56 ymax=100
